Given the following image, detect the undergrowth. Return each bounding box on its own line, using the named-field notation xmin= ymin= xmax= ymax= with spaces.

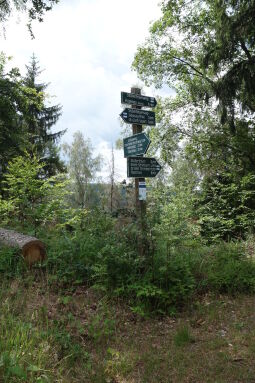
xmin=1 ymin=212 xmax=255 ymax=316
xmin=0 ymin=281 xmax=91 ymax=383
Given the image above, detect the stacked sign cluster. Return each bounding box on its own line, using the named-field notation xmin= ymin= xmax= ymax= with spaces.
xmin=120 ymin=91 xmax=162 ymax=180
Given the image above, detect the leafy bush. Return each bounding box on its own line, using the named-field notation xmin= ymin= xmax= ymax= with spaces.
xmin=2 ymin=202 xmax=255 ymax=316
xmin=45 ymin=210 xmax=116 ymax=284
xmin=43 ymin=212 xmax=255 ymax=315
xmin=203 ymin=242 xmax=255 ymax=294
xmin=125 ymin=253 xmax=196 ymax=315
xmin=1 ymin=153 xmax=70 ymax=233
xmin=198 ymin=173 xmax=255 ymax=241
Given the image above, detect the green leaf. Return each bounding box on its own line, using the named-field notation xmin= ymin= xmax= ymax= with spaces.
xmin=8 ymin=364 xmax=27 ymax=379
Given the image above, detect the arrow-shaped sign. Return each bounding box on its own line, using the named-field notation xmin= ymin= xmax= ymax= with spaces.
xmin=120 ymin=108 xmax=156 ymax=126
xmin=127 ymin=156 xmax=162 ymax=178
xmin=121 ymin=92 xmax=157 ymax=108
xmin=123 ymin=133 xmax=151 ymax=158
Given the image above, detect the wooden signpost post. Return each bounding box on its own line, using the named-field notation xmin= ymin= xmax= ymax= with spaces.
xmin=120 ymin=87 xmax=161 ymax=245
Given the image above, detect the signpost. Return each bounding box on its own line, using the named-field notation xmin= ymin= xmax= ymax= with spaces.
xmin=120 ymin=108 xmax=156 ymax=126
xmin=127 ymin=156 xmax=162 ymax=178
xmin=123 ymin=132 xmax=151 ymax=158
xmin=120 ymin=87 xmax=161 ymax=256
xmin=121 ymin=92 xmax=157 ymax=108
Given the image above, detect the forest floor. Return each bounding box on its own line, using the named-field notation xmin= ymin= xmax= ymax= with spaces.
xmin=1 ymin=276 xmax=255 ymax=383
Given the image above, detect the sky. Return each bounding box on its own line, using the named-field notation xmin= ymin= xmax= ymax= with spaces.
xmin=1 ymin=0 xmax=164 ymax=180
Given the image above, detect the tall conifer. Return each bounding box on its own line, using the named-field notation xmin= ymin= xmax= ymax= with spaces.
xmin=23 ymin=54 xmax=65 ymax=176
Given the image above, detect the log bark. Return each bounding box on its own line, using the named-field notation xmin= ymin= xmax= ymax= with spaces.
xmin=0 ymin=228 xmax=46 ymax=265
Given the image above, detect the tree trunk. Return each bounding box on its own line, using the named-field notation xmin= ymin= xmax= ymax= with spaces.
xmin=0 ymin=228 xmax=46 ymax=265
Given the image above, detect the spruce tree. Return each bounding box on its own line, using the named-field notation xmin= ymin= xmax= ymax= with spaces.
xmin=0 ymin=54 xmax=41 ymax=188
xmin=23 ymin=54 xmax=65 ymax=177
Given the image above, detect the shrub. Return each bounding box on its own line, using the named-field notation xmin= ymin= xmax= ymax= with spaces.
xmin=204 ymin=242 xmax=255 ymax=294
xmin=45 ymin=217 xmax=255 ymax=315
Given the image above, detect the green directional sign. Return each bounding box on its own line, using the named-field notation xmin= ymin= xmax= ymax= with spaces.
xmin=121 ymin=92 xmax=157 ymax=108
xmin=127 ymin=156 xmax=162 ymax=178
xmin=123 ymin=133 xmax=151 ymax=158
xmin=120 ymin=108 xmax=156 ymax=126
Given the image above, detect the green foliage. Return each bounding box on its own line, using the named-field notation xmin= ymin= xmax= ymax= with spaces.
xmin=133 ymin=0 xmax=255 ymax=242
xmin=1 ymin=150 xmax=255 ymax=316
xmin=2 ymin=195 xmax=255 ymax=317
xmin=1 ymin=152 xmax=69 ymax=231
xmin=0 ymin=247 xmax=25 ymax=277
xmin=23 ymin=55 xmax=65 ymax=177
xmin=148 ymin=156 xmax=200 ymax=248
xmin=0 ymin=281 xmax=92 ymax=383
xmin=87 ymin=309 xmax=115 ymax=343
xmin=0 ymin=311 xmax=53 ymax=382
xmin=0 ymin=54 xmax=63 ymax=189
xmin=52 ymin=326 xmax=90 ymax=367
xmin=0 ymin=0 xmax=59 ymax=36
xmin=134 ymin=0 xmax=255 ymax=114
xmin=45 ymin=209 xmax=114 ymax=283
xmin=0 ymin=54 xmax=43 ymax=184
xmin=42 ymin=203 xmax=255 ymax=315
xmin=0 ymin=195 xmax=14 ymax=225
xmin=3 ymin=153 xmax=47 ymax=227
xmin=63 ymin=131 xmax=102 ymax=208
xmin=203 ymin=242 xmax=255 ymax=294
xmin=126 ymin=253 xmax=195 ymax=315
xmin=97 ymin=236 xmax=255 ymax=314
xmin=44 ymin=211 xmax=196 ymax=313
xmin=199 ymin=172 xmax=255 ymax=240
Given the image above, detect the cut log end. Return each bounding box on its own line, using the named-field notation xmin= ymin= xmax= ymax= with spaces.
xmin=22 ymin=241 xmax=46 ymax=265
xmin=0 ymin=228 xmax=46 ymax=266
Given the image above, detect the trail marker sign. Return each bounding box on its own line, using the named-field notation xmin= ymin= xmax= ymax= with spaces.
xmin=127 ymin=156 xmax=161 ymax=178
xmin=123 ymin=132 xmax=151 ymax=157
xmin=121 ymin=92 xmax=157 ymax=108
xmin=139 ymin=181 xmax=146 ymax=201
xmin=120 ymin=108 xmax=155 ymax=126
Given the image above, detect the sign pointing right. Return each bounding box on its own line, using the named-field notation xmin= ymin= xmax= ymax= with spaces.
xmin=123 ymin=132 xmax=151 ymax=158
xmin=127 ymin=156 xmax=162 ymax=178
xmin=121 ymin=92 xmax=157 ymax=108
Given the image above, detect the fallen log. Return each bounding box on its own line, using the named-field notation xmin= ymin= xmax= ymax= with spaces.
xmin=0 ymin=228 xmax=46 ymax=265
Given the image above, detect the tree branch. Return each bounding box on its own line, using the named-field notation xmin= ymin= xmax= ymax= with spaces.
xmin=240 ymin=40 xmax=252 ymax=60
xmin=173 ymin=56 xmax=215 ymax=85
xmin=162 ymin=123 xmax=255 ymax=167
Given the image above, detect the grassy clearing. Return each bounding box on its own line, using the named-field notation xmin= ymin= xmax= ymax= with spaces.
xmin=1 ymin=276 xmax=255 ymax=382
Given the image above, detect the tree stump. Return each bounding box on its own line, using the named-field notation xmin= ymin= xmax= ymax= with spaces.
xmin=0 ymin=228 xmax=46 ymax=265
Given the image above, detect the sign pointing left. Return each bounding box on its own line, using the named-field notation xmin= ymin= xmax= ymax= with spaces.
xmin=120 ymin=108 xmax=156 ymax=126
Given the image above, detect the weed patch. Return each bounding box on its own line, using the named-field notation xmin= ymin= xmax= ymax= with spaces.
xmin=174 ymin=325 xmax=195 ymax=347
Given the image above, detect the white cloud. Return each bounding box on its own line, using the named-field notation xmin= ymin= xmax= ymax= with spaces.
xmin=1 ymin=0 xmax=164 ymax=179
